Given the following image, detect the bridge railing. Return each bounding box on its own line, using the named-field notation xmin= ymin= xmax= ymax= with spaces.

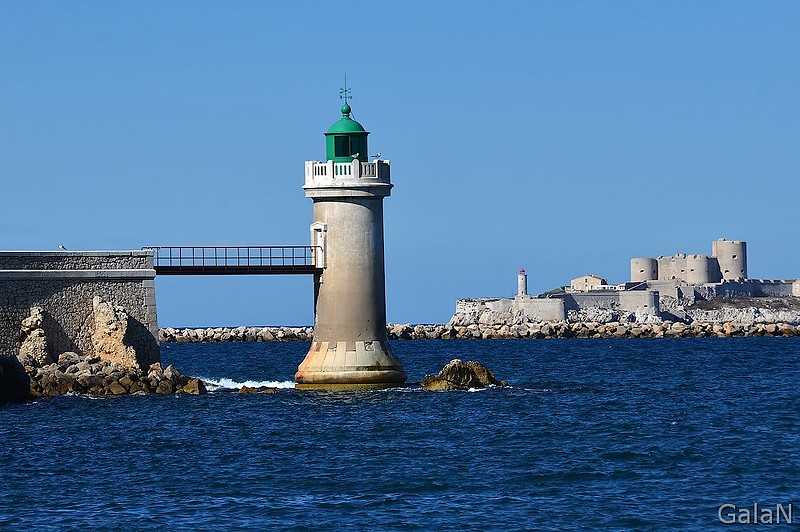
xmin=142 ymin=246 xmax=321 ymax=274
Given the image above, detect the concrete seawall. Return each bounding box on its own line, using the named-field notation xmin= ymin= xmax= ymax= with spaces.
xmin=0 ymin=251 xmax=159 ymax=364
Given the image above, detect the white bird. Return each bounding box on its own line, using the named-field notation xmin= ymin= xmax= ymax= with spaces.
xmin=58 ymin=244 xmax=67 ymax=250
xmin=351 ymin=153 xmax=360 ymax=159
xmin=371 ymin=152 xmax=381 ymax=159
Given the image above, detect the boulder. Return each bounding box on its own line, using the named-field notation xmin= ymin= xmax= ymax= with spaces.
xmin=421 ymin=359 xmax=507 ymax=391
xmin=90 ymin=296 xmax=141 ymax=369
xmin=58 ymin=352 xmax=81 ymax=368
xmin=239 ymin=385 xmax=277 ymax=394
xmin=18 ymin=307 xmax=51 ymax=367
xmin=146 ymin=362 xmax=164 ymax=385
xmin=180 ymin=378 xmax=208 ymax=395
xmin=163 ymin=364 xmax=178 ymax=382
xmin=156 ymin=380 xmax=175 ymax=395
xmin=389 ymin=323 xmax=412 ymax=340
xmin=465 ymin=360 xmax=506 ymax=387
xmin=128 ymin=381 xmax=150 ymax=394
xmin=108 ymin=381 xmax=127 ymax=395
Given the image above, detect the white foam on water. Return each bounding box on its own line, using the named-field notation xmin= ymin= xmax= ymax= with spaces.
xmin=199 ymin=377 xmax=296 ymax=391
xmin=64 ymin=392 xmax=105 ymax=400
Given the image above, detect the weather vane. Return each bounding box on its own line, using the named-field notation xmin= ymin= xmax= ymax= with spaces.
xmin=339 ymin=74 xmax=352 ymax=102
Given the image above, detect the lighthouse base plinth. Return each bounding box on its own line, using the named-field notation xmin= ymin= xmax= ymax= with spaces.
xmin=294 ymin=339 xmax=406 ymax=390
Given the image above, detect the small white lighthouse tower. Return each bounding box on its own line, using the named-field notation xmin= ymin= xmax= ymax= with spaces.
xmin=517 ymin=269 xmax=528 ymax=297
xmin=294 ymin=91 xmax=406 ymax=390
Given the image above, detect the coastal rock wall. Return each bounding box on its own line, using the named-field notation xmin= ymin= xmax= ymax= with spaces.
xmin=160 ymin=326 xmax=313 ymax=343
xmin=431 ymin=321 xmax=800 ymax=339
xmin=159 ymin=319 xmax=800 ymax=342
xmin=0 ymin=251 xmax=159 ymax=365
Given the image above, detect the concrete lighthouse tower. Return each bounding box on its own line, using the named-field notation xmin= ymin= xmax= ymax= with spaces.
xmin=294 ymin=91 xmax=406 ymax=390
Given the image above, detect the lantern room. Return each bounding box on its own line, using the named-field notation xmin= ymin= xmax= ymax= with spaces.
xmin=324 ymin=102 xmax=369 ymax=163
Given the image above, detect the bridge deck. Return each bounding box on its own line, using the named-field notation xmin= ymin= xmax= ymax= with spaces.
xmin=144 ymin=246 xmax=321 ymax=275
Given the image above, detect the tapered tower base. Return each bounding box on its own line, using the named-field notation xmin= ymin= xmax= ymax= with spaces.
xmin=294 ymin=339 xmax=406 ymax=390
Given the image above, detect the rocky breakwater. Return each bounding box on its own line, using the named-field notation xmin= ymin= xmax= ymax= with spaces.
xmin=389 ymin=321 xmax=800 ymax=339
xmin=3 ymin=297 xmax=207 ymax=401
xmin=159 ymin=320 xmax=800 ymax=343
xmin=160 ymin=326 xmax=313 ymax=343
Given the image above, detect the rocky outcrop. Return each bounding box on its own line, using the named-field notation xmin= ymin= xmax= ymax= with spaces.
xmin=18 ymin=307 xmax=51 ymax=367
xmin=239 ymin=385 xmax=278 ymax=394
xmin=91 ymin=296 xmax=142 ymax=369
xmin=4 ymin=299 xmax=206 ymax=400
xmin=23 ymin=355 xmax=207 ymax=398
xmin=0 ymin=356 xmax=30 ymax=403
xmin=421 ymin=359 xmax=507 ymax=391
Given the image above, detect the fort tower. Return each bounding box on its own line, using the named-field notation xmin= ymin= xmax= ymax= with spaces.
xmin=294 ymin=94 xmax=406 ymax=389
xmin=713 ymin=238 xmax=747 ymax=281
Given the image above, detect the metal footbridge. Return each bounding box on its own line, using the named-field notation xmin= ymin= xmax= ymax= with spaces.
xmin=144 ymin=246 xmax=322 ymax=275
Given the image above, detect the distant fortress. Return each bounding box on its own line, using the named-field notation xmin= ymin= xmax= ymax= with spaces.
xmin=631 ymin=238 xmax=746 ymax=284
xmin=450 ymin=238 xmax=800 ymax=326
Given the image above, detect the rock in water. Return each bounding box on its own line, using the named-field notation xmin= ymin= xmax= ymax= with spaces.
xmin=420 ymin=359 xmax=507 ymax=391
xmin=239 ymin=385 xmax=278 ymax=394
xmin=156 ymin=379 xmax=175 ymax=395
xmin=0 ymin=356 xmax=31 ymax=403
xmin=180 ymin=378 xmax=208 ymax=395
xmin=465 ymin=360 xmax=506 ymax=387
xmin=18 ymin=307 xmax=51 ymax=367
xmin=90 ymin=296 xmax=141 ymax=370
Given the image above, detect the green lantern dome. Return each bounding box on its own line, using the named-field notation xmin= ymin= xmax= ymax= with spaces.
xmin=325 ymin=102 xmax=369 ymax=162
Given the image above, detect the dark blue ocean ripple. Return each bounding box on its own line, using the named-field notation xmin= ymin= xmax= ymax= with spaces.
xmin=1 ymin=338 xmax=799 ymax=530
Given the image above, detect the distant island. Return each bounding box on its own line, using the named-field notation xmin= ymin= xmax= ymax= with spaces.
xmin=448 ymin=237 xmax=800 ymax=337
xmin=160 ymin=237 xmax=800 ymax=342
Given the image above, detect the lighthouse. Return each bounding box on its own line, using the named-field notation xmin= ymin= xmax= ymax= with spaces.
xmin=294 ymin=92 xmax=407 ymax=390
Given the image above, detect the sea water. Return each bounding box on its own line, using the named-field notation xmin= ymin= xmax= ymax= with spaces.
xmin=1 ymin=338 xmax=799 ymax=530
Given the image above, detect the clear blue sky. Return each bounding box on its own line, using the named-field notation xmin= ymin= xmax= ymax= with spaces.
xmin=1 ymin=2 xmax=798 ymax=326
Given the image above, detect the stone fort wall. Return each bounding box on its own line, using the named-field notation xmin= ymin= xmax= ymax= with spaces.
xmin=0 ymin=251 xmax=159 ymax=363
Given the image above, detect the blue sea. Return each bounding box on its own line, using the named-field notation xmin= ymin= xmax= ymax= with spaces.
xmin=2 ymin=338 xmax=799 ymax=530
